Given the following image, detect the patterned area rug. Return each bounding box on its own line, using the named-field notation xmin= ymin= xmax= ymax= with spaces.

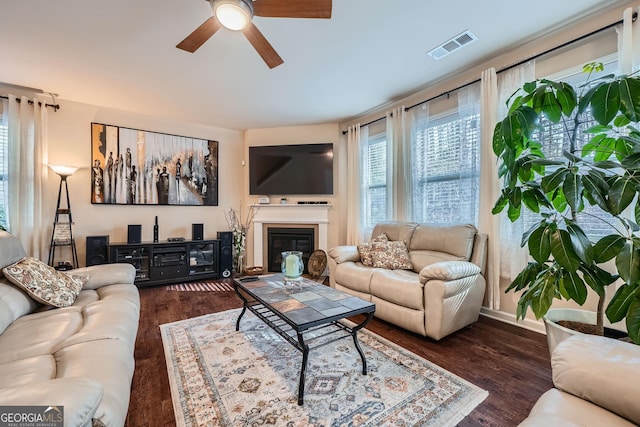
xmin=165 ymin=281 xmax=234 ymax=292
xmin=160 ymin=309 xmax=488 ymax=427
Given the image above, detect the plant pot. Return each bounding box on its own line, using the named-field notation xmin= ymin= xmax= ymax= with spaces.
xmin=543 ymin=308 xmax=629 ymax=356
xmin=543 ymin=308 xmax=596 ymax=356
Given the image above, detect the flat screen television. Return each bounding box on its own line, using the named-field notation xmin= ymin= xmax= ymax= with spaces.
xmin=249 ymin=143 xmax=333 ymax=195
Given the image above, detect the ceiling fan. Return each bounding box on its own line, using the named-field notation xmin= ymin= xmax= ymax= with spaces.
xmin=177 ymin=0 xmax=332 ymax=69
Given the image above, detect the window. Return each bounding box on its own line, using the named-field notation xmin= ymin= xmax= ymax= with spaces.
xmin=411 ymin=111 xmax=480 ymax=225
xmin=0 ymin=107 xmax=7 ymax=230
xmin=362 ymin=132 xmax=387 ymax=229
xmin=523 ymin=60 xmax=619 ymax=238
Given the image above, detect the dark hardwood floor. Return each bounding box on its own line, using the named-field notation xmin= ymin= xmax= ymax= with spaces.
xmin=125 ymin=282 xmax=552 ymax=427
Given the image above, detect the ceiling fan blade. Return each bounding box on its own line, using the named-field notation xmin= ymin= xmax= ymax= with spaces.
xmin=253 ymin=0 xmax=332 ymax=19
xmin=176 ymin=17 xmax=222 ymax=53
xmin=243 ymin=23 xmax=284 ymax=69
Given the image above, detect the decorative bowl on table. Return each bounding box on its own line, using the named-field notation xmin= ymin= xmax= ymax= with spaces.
xmin=243 ymin=266 xmax=264 ymax=276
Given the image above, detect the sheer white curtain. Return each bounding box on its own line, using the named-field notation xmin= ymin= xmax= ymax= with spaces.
xmin=618 ymin=6 xmax=640 ymax=74
xmin=346 ymin=124 xmax=366 ymax=245
xmin=497 ymin=61 xmax=535 ymax=282
xmin=386 ymin=106 xmax=411 ymax=221
xmin=409 ymin=102 xmax=429 ymax=221
xmin=7 ymin=95 xmax=49 ymax=259
xmin=478 ymin=68 xmax=501 ymax=309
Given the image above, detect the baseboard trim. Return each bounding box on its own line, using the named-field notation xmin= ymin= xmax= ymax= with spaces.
xmin=480 ymin=307 xmax=546 ymax=335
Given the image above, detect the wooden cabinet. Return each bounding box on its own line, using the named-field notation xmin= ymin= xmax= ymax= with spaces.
xmin=110 ymin=239 xmax=220 ymax=287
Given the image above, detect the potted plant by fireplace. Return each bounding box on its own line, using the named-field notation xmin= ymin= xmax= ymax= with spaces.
xmin=492 ymin=62 xmax=640 ymax=351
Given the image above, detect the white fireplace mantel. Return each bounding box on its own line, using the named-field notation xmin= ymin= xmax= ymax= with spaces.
xmin=251 ymin=204 xmax=331 ymax=266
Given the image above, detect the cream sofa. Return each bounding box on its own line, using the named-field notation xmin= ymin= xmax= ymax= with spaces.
xmin=520 ymin=334 xmax=640 ymax=426
xmin=328 ymin=222 xmax=487 ymax=340
xmin=0 ymin=231 xmax=140 ymax=427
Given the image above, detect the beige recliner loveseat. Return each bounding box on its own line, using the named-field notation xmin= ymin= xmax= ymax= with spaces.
xmin=328 ymin=222 xmax=487 ymax=340
xmin=0 ymin=231 xmax=140 ymax=427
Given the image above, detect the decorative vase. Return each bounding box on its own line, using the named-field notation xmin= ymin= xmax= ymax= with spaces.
xmin=281 ymin=251 xmax=303 ymax=279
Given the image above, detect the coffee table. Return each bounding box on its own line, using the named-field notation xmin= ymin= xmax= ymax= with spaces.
xmin=233 ymin=273 xmax=376 ymax=405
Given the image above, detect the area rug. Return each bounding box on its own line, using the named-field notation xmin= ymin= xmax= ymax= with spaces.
xmin=165 ymin=281 xmax=234 ymax=292
xmin=160 ymin=309 xmax=488 ymax=427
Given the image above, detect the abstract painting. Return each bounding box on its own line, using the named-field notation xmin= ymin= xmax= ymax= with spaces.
xmin=91 ymin=123 xmax=218 ymax=206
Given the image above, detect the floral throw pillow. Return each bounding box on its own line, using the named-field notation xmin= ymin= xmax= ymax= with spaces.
xmin=357 ymin=233 xmax=389 ymax=266
xmin=2 ymin=257 xmax=84 ymax=308
xmin=370 ymin=240 xmax=413 ymax=270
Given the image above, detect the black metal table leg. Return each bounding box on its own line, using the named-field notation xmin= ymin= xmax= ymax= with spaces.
xmin=296 ymin=331 xmax=309 ymax=405
xmin=233 ymin=285 xmax=248 ymax=331
xmin=351 ymin=311 xmax=375 ymax=375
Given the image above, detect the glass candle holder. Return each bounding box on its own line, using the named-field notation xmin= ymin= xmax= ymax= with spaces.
xmin=281 ymin=251 xmax=304 ymax=280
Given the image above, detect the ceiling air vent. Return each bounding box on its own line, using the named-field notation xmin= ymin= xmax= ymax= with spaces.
xmin=427 ymin=30 xmax=477 ymax=60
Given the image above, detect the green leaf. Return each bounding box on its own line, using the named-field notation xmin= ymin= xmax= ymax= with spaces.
xmin=501 ymin=106 xmax=537 ymax=149
xmin=543 ymin=91 xmax=562 ymax=123
xmin=492 ymin=122 xmax=504 ymax=156
xmin=506 ymin=262 xmax=543 ymax=292
xmin=541 ymin=168 xmax=569 ymax=193
xmin=563 ymin=172 xmax=583 ymax=212
xmin=618 ymin=77 xmax=640 ymax=122
xmin=528 ymin=159 xmax=565 ymax=166
xmin=606 ymin=284 xmax=640 ymax=323
xmin=559 ymin=269 xmax=587 ymax=305
xmin=562 ymin=150 xmax=582 ymax=163
xmin=522 ymin=189 xmax=540 ymax=213
xmin=580 ymin=264 xmax=617 ymax=296
xmin=593 ymin=137 xmax=616 ymax=162
xmin=592 ymin=160 xmax=622 ymax=169
xmin=528 ymin=224 xmax=552 ymax=264
xmin=607 ymin=177 xmax=637 ymax=215
xmin=507 ymin=202 xmax=521 ymax=222
xmin=593 ymin=234 xmax=626 ymax=263
xmin=626 ymin=297 xmax=640 ymax=344
xmin=616 ymin=242 xmax=640 ymax=284
xmin=636 ymin=201 xmax=640 ymax=225
xmin=590 ymin=81 xmax=621 ymax=125
xmin=615 ymin=137 xmax=633 ymax=162
xmin=492 ymin=194 xmax=508 ymax=215
xmin=550 ymin=229 xmax=580 ymax=271
xmin=565 ymin=221 xmax=593 ymax=264
xmin=531 ymin=273 xmax=557 ymax=319
xmin=621 ymin=152 xmax=640 ymax=170
xmin=581 ymin=171 xmax=609 ymax=211
xmin=555 ymin=82 xmax=577 ymax=116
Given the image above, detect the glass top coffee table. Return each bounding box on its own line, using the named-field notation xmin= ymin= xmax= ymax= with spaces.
xmin=233 ymin=273 xmax=376 ymax=405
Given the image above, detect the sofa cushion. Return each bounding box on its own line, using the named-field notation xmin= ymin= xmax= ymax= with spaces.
xmin=370 ymin=269 xmax=424 ymax=310
xmin=357 ymin=233 xmax=388 ymax=267
xmin=333 ymin=262 xmax=374 ymax=294
xmin=370 ymin=240 xmax=413 ymax=270
xmin=0 ymin=355 xmax=56 ymax=389
xmin=519 ymin=389 xmax=636 ymax=427
xmin=0 ymin=231 xmax=27 ymax=270
xmin=409 ymin=224 xmax=477 ymax=272
xmin=371 ymin=222 xmax=418 ymax=244
xmin=0 ymin=279 xmax=38 ymax=335
xmin=0 ymin=308 xmax=83 ymax=364
xmin=3 ymin=257 xmax=84 ymax=308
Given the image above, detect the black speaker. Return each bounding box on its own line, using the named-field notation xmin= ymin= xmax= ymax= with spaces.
xmin=86 ymin=235 xmax=109 ymax=266
xmin=192 ymin=223 xmax=204 ymax=241
xmin=217 ymin=231 xmax=233 ymax=278
xmin=128 ymin=224 xmax=142 ymax=244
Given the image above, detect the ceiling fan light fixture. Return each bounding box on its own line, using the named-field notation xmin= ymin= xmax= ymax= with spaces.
xmin=212 ymin=0 xmax=253 ymax=31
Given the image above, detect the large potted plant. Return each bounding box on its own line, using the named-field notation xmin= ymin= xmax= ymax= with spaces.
xmin=493 ymin=62 xmax=640 ymax=348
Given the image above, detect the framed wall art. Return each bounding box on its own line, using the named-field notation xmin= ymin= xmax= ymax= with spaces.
xmin=91 ymin=123 xmax=218 ymax=206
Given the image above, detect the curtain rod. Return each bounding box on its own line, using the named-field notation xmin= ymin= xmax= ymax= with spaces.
xmin=0 ymin=95 xmax=60 ymax=111
xmin=342 ymin=12 xmax=631 ymax=135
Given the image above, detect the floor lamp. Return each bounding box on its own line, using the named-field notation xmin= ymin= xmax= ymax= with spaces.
xmin=48 ymin=165 xmax=79 ymax=269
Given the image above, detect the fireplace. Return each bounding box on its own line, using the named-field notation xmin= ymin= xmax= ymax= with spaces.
xmin=251 ymin=204 xmax=331 ymax=269
xmin=266 ymin=227 xmax=315 ymax=273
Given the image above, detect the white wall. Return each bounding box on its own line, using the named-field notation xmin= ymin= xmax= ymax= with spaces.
xmin=46 ymin=99 xmax=245 ymax=265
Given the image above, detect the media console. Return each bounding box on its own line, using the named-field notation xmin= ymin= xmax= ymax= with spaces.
xmin=109 ymin=239 xmax=220 ymax=287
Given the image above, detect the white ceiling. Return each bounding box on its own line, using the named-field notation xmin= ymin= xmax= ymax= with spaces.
xmin=0 ymin=0 xmax=627 ymax=130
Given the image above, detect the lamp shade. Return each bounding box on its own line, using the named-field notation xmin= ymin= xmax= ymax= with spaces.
xmin=212 ymin=0 xmax=253 ymax=31
xmin=49 ymin=165 xmax=78 ymax=177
